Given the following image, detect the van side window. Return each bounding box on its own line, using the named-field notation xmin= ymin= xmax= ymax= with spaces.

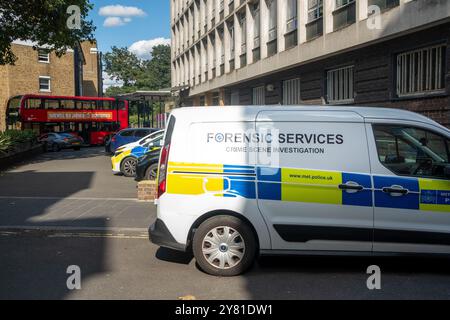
xmin=373 ymin=125 xmax=450 ymax=179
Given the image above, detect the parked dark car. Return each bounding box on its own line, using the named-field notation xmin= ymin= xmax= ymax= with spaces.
xmin=135 ymin=147 xmax=162 ymax=182
xmin=109 ymin=128 xmax=159 ymax=153
xmin=38 ymin=133 xmax=84 ymax=152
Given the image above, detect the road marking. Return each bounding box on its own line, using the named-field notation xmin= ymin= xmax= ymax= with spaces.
xmin=0 ymin=225 xmax=148 ymax=233
xmin=0 ymin=196 xmax=152 ymax=202
xmin=47 ymin=233 xmax=148 ymax=239
xmin=0 ymin=226 xmax=149 ymax=239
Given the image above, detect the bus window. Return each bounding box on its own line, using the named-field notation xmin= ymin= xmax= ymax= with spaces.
xmin=6 ymin=96 xmax=22 ymax=129
xmin=26 ymin=99 xmax=42 ymax=109
xmin=99 ymin=100 xmax=113 ymax=110
xmin=45 ymin=100 xmax=60 ymax=109
xmin=118 ymin=100 xmax=127 ymax=111
xmin=80 ymin=101 xmax=95 ymax=110
xmin=60 ymin=100 xmax=76 ymax=109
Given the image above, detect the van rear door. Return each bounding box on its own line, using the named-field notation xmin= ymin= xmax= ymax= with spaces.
xmin=255 ymin=110 xmax=374 ymax=252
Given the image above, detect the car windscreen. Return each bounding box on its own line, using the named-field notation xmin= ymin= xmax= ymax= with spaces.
xmin=143 ymin=135 xmax=163 ymax=148
xmin=138 ymin=130 xmax=164 ymax=146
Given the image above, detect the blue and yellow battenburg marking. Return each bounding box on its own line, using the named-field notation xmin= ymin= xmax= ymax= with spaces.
xmin=167 ymin=162 xmax=256 ymax=198
xmin=166 ymin=162 xmax=450 ymax=212
xmin=112 ymin=145 xmax=151 ymax=170
xmin=257 ymin=167 xmax=373 ymax=207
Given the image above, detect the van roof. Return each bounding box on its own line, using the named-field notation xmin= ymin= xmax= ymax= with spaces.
xmin=171 ymin=105 xmax=448 ymax=131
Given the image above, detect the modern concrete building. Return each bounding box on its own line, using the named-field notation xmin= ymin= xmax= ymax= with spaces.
xmin=0 ymin=40 xmax=102 ymax=131
xmin=171 ymin=0 xmax=450 ymax=127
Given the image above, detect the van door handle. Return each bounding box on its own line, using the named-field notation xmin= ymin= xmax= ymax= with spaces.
xmin=339 ymin=183 xmax=364 ymax=192
xmin=382 ymin=185 xmax=409 ymax=196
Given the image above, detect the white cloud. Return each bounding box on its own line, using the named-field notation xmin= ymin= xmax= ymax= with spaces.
xmin=103 ymin=17 xmax=127 ymax=27
xmin=100 ymin=5 xmax=146 ymax=28
xmin=129 ymin=38 xmax=171 ymax=60
xmin=103 ymin=72 xmax=124 ymax=90
xmin=99 ymin=5 xmax=146 ymax=17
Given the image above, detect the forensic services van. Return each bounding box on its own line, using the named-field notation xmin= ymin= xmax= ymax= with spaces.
xmin=149 ymin=106 xmax=450 ymax=276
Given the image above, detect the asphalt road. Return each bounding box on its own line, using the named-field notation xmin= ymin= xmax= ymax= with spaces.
xmin=1 ymin=148 xmax=450 ymax=299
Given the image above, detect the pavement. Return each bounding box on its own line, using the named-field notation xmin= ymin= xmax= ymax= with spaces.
xmin=1 ymin=148 xmax=450 ymax=300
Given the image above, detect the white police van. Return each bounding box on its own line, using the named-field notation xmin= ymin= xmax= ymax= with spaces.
xmin=150 ymin=106 xmax=450 ymax=276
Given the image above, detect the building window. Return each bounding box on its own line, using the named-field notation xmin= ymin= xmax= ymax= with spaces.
xmin=39 ymin=76 xmax=51 ymax=92
xmin=267 ymin=0 xmax=277 ymax=56
xmin=38 ymin=49 xmax=50 ymax=63
xmin=368 ymin=0 xmax=399 ymax=11
xmin=396 ymin=44 xmax=446 ymax=98
xmin=252 ymin=2 xmax=261 ymax=62
xmin=283 ymin=78 xmax=301 ymax=105
xmin=327 ymin=66 xmax=354 ymax=104
xmin=253 ymin=2 xmax=261 ymax=50
xmin=333 ymin=0 xmax=356 ymax=31
xmin=285 ymin=0 xmax=298 ymax=49
xmin=306 ymin=0 xmax=323 ymax=40
xmin=239 ymin=12 xmax=247 ymax=67
xmin=253 ymin=86 xmax=265 ymax=105
xmin=286 ymin=0 xmax=297 ymax=32
xmin=219 ymin=28 xmax=225 ymax=75
xmin=229 ymin=22 xmax=235 ymax=61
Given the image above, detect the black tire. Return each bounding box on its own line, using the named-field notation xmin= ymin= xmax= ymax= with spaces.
xmin=73 ymin=147 xmax=81 ymax=151
xmin=192 ymin=215 xmax=257 ymax=277
xmin=52 ymin=143 xmax=60 ymax=152
xmin=120 ymin=157 xmax=137 ymax=177
xmin=145 ymin=163 xmax=159 ymax=181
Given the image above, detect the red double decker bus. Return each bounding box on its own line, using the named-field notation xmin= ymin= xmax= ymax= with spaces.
xmin=6 ymin=95 xmax=129 ymax=145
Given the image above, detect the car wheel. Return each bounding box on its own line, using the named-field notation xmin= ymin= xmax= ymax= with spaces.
xmin=120 ymin=157 xmax=137 ymax=177
xmin=52 ymin=143 xmax=60 ymax=152
xmin=145 ymin=163 xmax=159 ymax=181
xmin=192 ymin=215 xmax=257 ymax=277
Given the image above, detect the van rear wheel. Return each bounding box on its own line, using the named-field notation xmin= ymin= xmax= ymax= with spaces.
xmin=192 ymin=215 xmax=257 ymax=277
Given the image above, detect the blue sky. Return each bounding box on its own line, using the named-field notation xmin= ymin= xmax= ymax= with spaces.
xmin=89 ymin=1 xmax=171 ymax=58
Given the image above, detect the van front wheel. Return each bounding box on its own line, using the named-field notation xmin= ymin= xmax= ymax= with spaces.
xmin=192 ymin=215 xmax=257 ymax=277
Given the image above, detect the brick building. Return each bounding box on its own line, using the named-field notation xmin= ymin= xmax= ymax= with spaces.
xmin=171 ymin=0 xmax=450 ymax=127
xmin=0 ymin=40 xmax=102 ymax=131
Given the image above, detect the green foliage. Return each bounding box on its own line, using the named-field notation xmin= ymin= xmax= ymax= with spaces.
xmin=0 ymin=135 xmax=13 ymax=155
xmin=0 ymin=0 xmax=95 ymax=65
xmin=0 ymin=130 xmax=38 ymax=155
xmin=103 ymin=46 xmax=142 ymax=87
xmin=104 ymin=44 xmax=171 ymax=96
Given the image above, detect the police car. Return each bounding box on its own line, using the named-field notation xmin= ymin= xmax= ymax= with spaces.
xmin=112 ymin=130 xmax=164 ymax=177
xmin=150 ymin=106 xmax=450 ymax=276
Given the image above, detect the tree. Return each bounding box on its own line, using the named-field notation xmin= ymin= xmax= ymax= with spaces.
xmin=104 ymin=44 xmax=171 ymax=96
xmin=103 ymin=47 xmax=143 ymax=87
xmin=0 ymin=0 xmax=95 ymax=65
xmin=137 ymin=45 xmax=171 ymax=90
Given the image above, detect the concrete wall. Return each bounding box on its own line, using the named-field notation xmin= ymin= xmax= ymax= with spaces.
xmin=220 ymin=23 xmax=450 ymax=127
xmin=172 ymin=0 xmax=450 ymax=98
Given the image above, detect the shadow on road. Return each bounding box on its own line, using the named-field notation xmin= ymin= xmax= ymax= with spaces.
xmin=0 ymin=170 xmax=109 ymax=300
xmin=24 ymin=147 xmax=108 ymax=165
xmin=156 ymin=247 xmax=193 ymax=265
xmin=0 ymin=171 xmax=94 ymax=198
